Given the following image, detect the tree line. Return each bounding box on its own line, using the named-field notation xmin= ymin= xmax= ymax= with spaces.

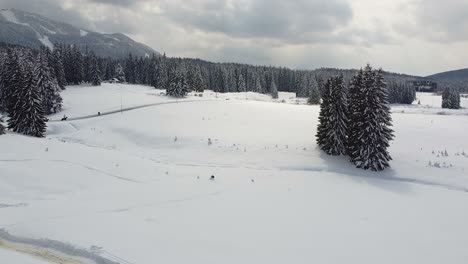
xmin=0 ymin=42 xmax=430 ymax=137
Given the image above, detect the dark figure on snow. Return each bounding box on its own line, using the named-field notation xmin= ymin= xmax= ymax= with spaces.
xmin=210 ymin=175 xmax=215 ymax=181
xmin=61 ymin=115 xmax=68 ymax=121
xmin=98 ymin=112 xmax=101 ymax=116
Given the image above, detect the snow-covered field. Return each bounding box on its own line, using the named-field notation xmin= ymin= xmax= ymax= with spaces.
xmin=1 ymin=83 xmax=468 ymax=264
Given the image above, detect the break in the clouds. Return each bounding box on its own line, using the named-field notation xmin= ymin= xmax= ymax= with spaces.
xmin=1 ymin=0 xmax=468 ymax=75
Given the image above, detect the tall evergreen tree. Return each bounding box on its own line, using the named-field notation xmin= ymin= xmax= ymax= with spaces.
xmin=316 ymin=78 xmax=332 ymax=150
xmin=36 ymin=51 xmax=62 ymax=114
xmin=346 ymin=68 xmax=364 ymax=162
xmin=153 ymin=57 xmax=168 ymax=89
xmin=353 ymin=68 xmax=394 ymax=171
xmin=114 ymin=63 xmax=126 ymax=82
xmin=237 ymin=73 xmax=246 ymax=92
xmin=8 ymin=66 xmax=47 ymax=137
xmin=52 ymin=48 xmax=67 ymax=90
xmin=316 ymin=76 xmax=348 ymax=155
xmin=90 ymin=54 xmax=102 ymax=86
xmin=270 ymin=79 xmax=278 ymax=99
xmin=187 ymin=64 xmax=204 ymax=92
xmin=0 ymin=116 xmax=5 ymax=135
xmin=167 ymin=65 xmax=188 ymax=97
xmin=442 ymin=88 xmax=460 ymax=109
xmin=307 ymin=78 xmax=321 ymax=104
xmin=3 ymin=49 xmax=24 ymax=115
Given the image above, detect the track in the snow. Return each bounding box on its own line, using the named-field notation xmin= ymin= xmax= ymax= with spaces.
xmin=49 ymin=99 xmax=211 ymax=122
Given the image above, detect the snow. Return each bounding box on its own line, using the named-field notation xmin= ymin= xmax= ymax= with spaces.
xmin=37 ymin=34 xmax=54 ymax=50
xmin=40 ymin=25 xmax=57 ymax=35
xmin=0 ymin=9 xmax=30 ymax=27
xmin=1 ymin=84 xmax=468 ymax=264
xmin=80 ymin=29 xmax=88 ymax=37
xmin=391 ymin=92 xmax=468 ymax=115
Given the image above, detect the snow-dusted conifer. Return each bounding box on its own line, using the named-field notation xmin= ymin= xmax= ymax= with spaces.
xmin=187 ymin=65 xmax=203 ymax=92
xmin=52 ymin=48 xmax=67 ymax=90
xmin=114 ymin=63 xmax=126 ymax=82
xmin=167 ymin=65 xmax=188 ymax=98
xmin=36 ymin=51 xmax=62 ymax=114
xmin=442 ymin=88 xmax=460 ymax=109
xmin=316 ymin=76 xmax=348 ymax=155
xmin=346 ymin=68 xmax=364 ymax=162
xmin=90 ymin=54 xmax=101 ymax=86
xmin=270 ymin=79 xmax=278 ymax=99
xmin=8 ymin=66 xmax=47 ymax=137
xmin=0 ymin=116 xmax=5 ymax=135
xmin=3 ymin=49 xmax=24 ymax=115
xmin=316 ymin=78 xmax=332 ymax=149
xmin=307 ymin=78 xmax=321 ymax=104
xmin=153 ymin=57 xmax=168 ymax=89
xmin=353 ymin=67 xmax=394 ymax=171
xmin=237 ymin=73 xmax=246 ymax=92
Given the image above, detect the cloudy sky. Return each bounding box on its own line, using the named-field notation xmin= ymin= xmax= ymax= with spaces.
xmin=1 ymin=0 xmax=467 ymax=76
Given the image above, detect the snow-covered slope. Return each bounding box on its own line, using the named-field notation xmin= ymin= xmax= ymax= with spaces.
xmin=1 ymin=84 xmax=468 ymax=264
xmin=0 ymin=8 xmax=158 ymax=58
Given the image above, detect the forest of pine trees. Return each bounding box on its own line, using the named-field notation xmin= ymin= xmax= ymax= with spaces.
xmin=317 ymin=65 xmax=394 ymax=171
xmin=0 ymin=44 xmax=103 ymax=137
xmin=0 ymin=41 xmax=442 ymax=139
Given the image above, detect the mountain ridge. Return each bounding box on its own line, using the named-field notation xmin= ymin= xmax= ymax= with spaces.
xmin=0 ymin=8 xmax=159 ymax=58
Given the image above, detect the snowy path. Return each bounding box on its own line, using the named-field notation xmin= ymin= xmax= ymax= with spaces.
xmin=49 ymin=99 xmax=210 ymax=122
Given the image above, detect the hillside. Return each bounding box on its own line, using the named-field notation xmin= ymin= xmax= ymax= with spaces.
xmin=427 ymin=68 xmax=468 ymax=92
xmin=428 ymin=68 xmax=468 ymax=81
xmin=0 ymin=8 xmax=158 ymax=58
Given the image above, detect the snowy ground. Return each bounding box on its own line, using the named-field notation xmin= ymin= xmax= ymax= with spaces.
xmin=1 ymin=83 xmax=468 ymax=264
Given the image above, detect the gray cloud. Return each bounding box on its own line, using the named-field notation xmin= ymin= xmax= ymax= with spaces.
xmin=88 ymin=0 xmax=137 ymax=6
xmin=160 ymin=0 xmax=353 ymax=44
xmin=396 ymin=0 xmax=468 ymax=42
xmin=1 ymin=0 xmax=466 ymax=75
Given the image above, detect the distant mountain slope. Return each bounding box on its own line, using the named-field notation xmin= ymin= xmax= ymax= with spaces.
xmin=0 ymin=8 xmax=159 ymax=58
xmin=427 ymin=68 xmax=468 ymax=81
xmin=427 ymin=68 xmax=468 ymax=92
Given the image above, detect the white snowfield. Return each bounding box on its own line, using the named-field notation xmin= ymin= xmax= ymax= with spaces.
xmin=1 ymin=83 xmax=468 ymax=264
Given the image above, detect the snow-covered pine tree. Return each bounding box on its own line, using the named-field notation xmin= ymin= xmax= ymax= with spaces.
xmin=0 ymin=53 xmax=6 ymax=113
xmin=90 ymin=54 xmax=102 ymax=86
xmin=166 ymin=65 xmax=188 ymax=98
xmin=316 ymin=78 xmax=332 ymax=150
xmin=73 ymin=46 xmax=84 ymax=84
xmin=114 ymin=63 xmax=126 ymax=82
xmin=307 ymin=78 xmax=321 ymax=104
xmin=0 ymin=116 xmax=5 ymax=135
xmin=270 ymin=79 xmax=278 ymax=99
xmin=237 ymin=73 xmax=246 ymax=92
xmin=442 ymin=88 xmax=460 ymax=109
xmin=52 ymin=47 xmax=67 ymax=90
xmin=346 ymin=68 xmax=364 ymax=162
xmin=353 ymin=68 xmax=394 ymax=171
xmin=153 ymin=57 xmax=168 ymax=89
xmin=3 ymin=49 xmax=24 ymax=115
xmin=8 ymin=65 xmax=47 ymax=137
xmin=254 ymin=75 xmax=262 ymax=93
xmin=317 ymin=76 xmax=348 ymax=155
xmin=83 ymin=47 xmax=92 ymax=83
xmin=187 ymin=64 xmax=203 ymax=92
xmin=36 ymin=51 xmax=63 ymax=114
